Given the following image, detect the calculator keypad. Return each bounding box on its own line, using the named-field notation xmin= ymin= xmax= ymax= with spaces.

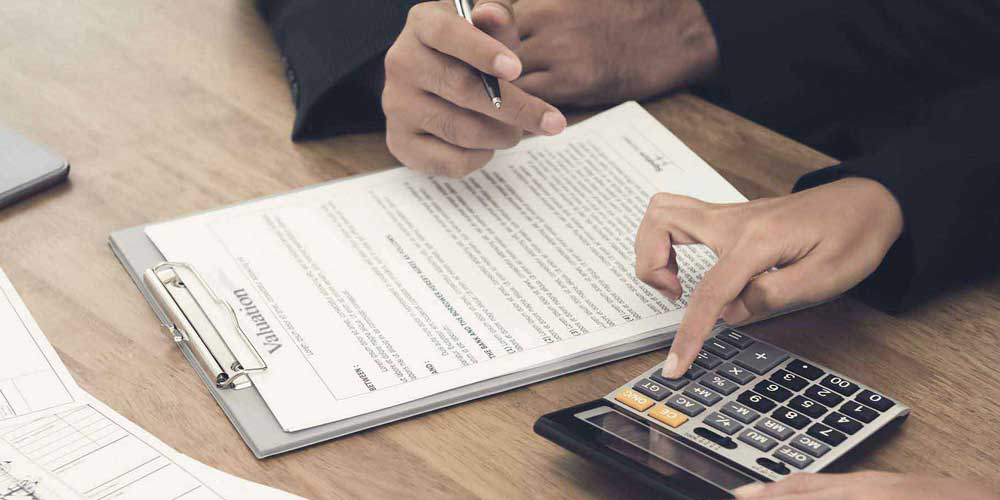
xmin=604 ymin=328 xmax=909 ymax=481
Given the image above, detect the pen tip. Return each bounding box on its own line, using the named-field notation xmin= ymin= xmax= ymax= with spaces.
xmin=492 ymin=98 xmax=502 ymax=109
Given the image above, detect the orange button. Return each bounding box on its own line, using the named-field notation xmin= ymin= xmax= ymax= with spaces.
xmin=615 ymin=388 xmax=654 ymax=412
xmin=649 ymin=404 xmax=688 ymax=428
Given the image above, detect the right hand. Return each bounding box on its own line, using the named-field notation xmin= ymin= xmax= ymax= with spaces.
xmin=383 ymin=0 xmax=567 ymax=178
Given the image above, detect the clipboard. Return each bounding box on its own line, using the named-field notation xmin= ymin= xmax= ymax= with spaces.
xmin=109 ymin=219 xmax=677 ymax=458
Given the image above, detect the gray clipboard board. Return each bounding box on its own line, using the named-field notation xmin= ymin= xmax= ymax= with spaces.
xmin=109 ymin=222 xmax=677 ymax=458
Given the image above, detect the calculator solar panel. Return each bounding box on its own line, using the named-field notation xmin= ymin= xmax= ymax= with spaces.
xmin=604 ymin=328 xmax=910 ymax=480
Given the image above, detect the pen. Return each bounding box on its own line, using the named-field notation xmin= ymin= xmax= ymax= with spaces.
xmin=453 ymin=0 xmax=503 ymax=109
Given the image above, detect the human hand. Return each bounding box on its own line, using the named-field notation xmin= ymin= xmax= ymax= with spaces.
xmin=382 ymin=0 xmax=567 ymax=178
xmin=733 ymin=471 xmax=1000 ymax=499
xmin=513 ymin=0 xmax=718 ymax=106
xmin=634 ymin=178 xmax=904 ymax=378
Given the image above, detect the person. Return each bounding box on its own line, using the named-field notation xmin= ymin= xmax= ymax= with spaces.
xmin=257 ymin=0 xmax=1000 ymax=496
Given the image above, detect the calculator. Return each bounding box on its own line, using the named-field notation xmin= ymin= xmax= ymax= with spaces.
xmin=534 ymin=327 xmax=909 ymax=499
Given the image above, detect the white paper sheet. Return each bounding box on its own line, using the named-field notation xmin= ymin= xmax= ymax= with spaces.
xmin=0 ymin=268 xmax=305 ymax=500
xmin=145 ymin=101 xmax=747 ymax=432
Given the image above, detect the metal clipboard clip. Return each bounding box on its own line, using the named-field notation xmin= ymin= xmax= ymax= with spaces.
xmin=142 ymin=262 xmax=267 ymax=390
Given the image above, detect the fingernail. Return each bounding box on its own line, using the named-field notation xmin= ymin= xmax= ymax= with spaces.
xmin=493 ymin=53 xmax=521 ymax=80
xmin=732 ymin=483 xmax=766 ymax=498
xmin=540 ymin=111 xmax=566 ymax=135
xmin=661 ymin=352 xmax=679 ymax=378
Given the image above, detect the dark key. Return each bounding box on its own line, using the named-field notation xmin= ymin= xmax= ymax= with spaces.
xmin=790 ymin=434 xmax=831 ymax=458
xmin=666 ymin=394 xmax=706 ymax=417
xmin=841 ymin=400 xmax=878 ymax=423
xmin=754 ymin=417 xmax=794 ymax=440
xmin=823 ymin=412 xmax=863 ymax=435
xmin=717 ymin=329 xmax=754 ymax=349
xmin=770 ymin=369 xmax=809 ymax=392
xmin=684 ymin=385 xmax=723 ymax=406
xmin=721 ymin=401 xmax=760 ymax=424
xmin=754 ymin=381 xmax=793 ymax=402
xmin=704 ymin=411 xmax=744 ymax=435
xmin=774 ymin=445 xmax=814 ymax=469
xmin=805 ymin=385 xmax=844 ymax=407
xmin=717 ymin=363 xmax=756 ymax=385
xmin=788 ymin=395 xmax=826 ymax=419
xmin=771 ymin=407 xmax=810 ymax=430
xmin=633 ymin=378 xmax=670 ymax=401
xmin=855 ymin=389 xmax=894 ymax=412
xmin=684 ymin=364 xmax=707 ymax=380
xmin=703 ymin=338 xmax=738 ymax=360
xmin=807 ymin=422 xmax=847 ymax=446
xmin=785 ymin=359 xmax=825 ymax=380
xmin=820 ymin=374 xmax=860 ymax=396
xmin=738 ymin=390 xmax=777 ymax=413
xmin=698 ymin=373 xmax=739 ymax=395
xmin=650 ymin=371 xmax=689 ymax=391
xmin=733 ymin=342 xmax=789 ymax=375
xmin=694 ymin=350 xmax=723 ymax=370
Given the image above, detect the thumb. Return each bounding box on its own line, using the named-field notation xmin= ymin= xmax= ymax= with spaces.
xmin=473 ymin=0 xmax=521 ymax=52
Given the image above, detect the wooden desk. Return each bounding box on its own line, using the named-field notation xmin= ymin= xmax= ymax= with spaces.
xmin=2 ymin=1 xmax=998 ymax=498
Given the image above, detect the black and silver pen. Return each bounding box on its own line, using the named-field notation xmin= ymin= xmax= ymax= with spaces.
xmin=453 ymin=0 xmax=503 ymax=109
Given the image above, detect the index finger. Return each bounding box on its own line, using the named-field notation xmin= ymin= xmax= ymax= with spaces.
xmin=411 ymin=2 xmax=522 ymax=81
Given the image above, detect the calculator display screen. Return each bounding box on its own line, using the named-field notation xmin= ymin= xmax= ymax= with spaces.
xmin=578 ymin=407 xmax=756 ymax=493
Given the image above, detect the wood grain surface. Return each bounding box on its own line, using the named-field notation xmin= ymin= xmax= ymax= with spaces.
xmin=1 ymin=1 xmax=998 ymax=498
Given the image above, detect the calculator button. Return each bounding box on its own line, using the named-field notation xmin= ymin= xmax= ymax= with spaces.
xmin=721 ymin=401 xmax=760 ymax=424
xmin=755 ymin=457 xmax=790 ymax=475
xmin=755 ymin=418 xmax=795 ymax=440
xmin=738 ymin=429 xmax=779 ymax=452
xmin=770 ymin=370 xmax=809 ymax=392
xmin=807 ymin=422 xmax=847 ymax=446
xmin=717 ymin=329 xmax=754 ymax=349
xmin=717 ymin=363 xmax=755 ymax=385
xmin=615 ymin=388 xmax=655 ymax=412
xmin=703 ymin=338 xmax=738 ymax=360
xmin=823 ymin=412 xmax=863 ymax=435
xmin=650 ymin=372 xmax=689 ymax=391
xmin=840 ymin=400 xmax=878 ymax=423
xmin=790 ymin=434 xmax=831 ymax=458
xmin=805 ymin=385 xmax=844 ymax=407
xmin=788 ymin=395 xmax=827 ymax=419
xmin=704 ymin=412 xmax=744 ymax=435
xmin=633 ymin=379 xmax=670 ymax=401
xmin=684 ymin=364 xmax=707 ymax=380
xmin=733 ymin=342 xmax=789 ymax=375
xmin=774 ymin=445 xmax=814 ymax=469
xmin=666 ymin=394 xmax=706 ymax=417
xmin=698 ymin=373 xmax=739 ymax=395
xmin=738 ymin=390 xmax=777 ymax=413
xmin=754 ymin=381 xmax=793 ymax=402
xmin=649 ymin=405 xmax=689 ymax=428
xmin=771 ymin=407 xmax=810 ymax=429
xmin=684 ymin=385 xmax=722 ymax=406
xmin=820 ymin=375 xmax=860 ymax=396
xmin=855 ymin=389 xmax=894 ymax=412
xmin=694 ymin=350 xmax=723 ymax=369
xmin=785 ymin=359 xmax=825 ymax=380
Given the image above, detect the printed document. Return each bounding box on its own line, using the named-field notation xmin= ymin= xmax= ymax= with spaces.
xmin=0 ymin=268 xmax=303 ymax=500
xmin=145 ymin=102 xmax=747 ymax=432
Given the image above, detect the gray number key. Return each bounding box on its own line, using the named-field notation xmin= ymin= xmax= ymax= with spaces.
xmin=704 ymin=411 xmax=744 ymax=435
xmin=684 ymin=385 xmax=722 ymax=406
xmin=774 ymin=445 xmax=814 ymax=469
xmin=721 ymin=401 xmax=760 ymax=424
xmin=733 ymin=342 xmax=789 ymax=375
xmin=698 ymin=373 xmax=739 ymax=395
xmin=738 ymin=429 xmax=779 ymax=452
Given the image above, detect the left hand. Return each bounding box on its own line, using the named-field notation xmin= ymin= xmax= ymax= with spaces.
xmin=733 ymin=471 xmax=1000 ymax=499
xmin=512 ymin=0 xmax=719 ymax=106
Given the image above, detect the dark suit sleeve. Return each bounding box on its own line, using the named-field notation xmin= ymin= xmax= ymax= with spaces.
xmin=792 ymin=79 xmax=1000 ymax=311
xmin=257 ymin=0 xmax=420 ymax=140
xmin=697 ymin=0 xmax=1000 ymax=140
